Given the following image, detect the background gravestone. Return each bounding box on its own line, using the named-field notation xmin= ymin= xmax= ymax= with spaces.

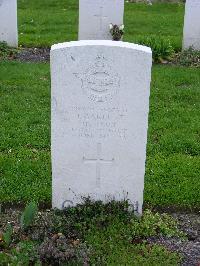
xmin=0 ymin=0 xmax=18 ymax=47
xmin=51 ymin=40 xmax=152 ymax=215
xmin=183 ymin=0 xmax=200 ymax=50
xmin=79 ymin=0 xmax=124 ymax=40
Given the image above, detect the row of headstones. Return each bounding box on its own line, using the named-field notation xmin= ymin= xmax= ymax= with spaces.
xmin=0 ymin=0 xmax=200 ymax=49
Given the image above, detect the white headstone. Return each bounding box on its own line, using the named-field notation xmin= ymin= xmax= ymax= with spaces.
xmin=183 ymin=0 xmax=200 ymax=50
xmin=0 ymin=0 xmax=18 ymax=47
xmin=79 ymin=0 xmax=124 ymax=40
xmin=51 ymin=40 xmax=152 ymax=215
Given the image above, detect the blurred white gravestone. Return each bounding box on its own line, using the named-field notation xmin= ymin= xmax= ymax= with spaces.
xmin=0 ymin=0 xmax=18 ymax=47
xmin=79 ymin=0 xmax=124 ymax=40
xmin=183 ymin=0 xmax=200 ymax=50
xmin=51 ymin=40 xmax=152 ymax=215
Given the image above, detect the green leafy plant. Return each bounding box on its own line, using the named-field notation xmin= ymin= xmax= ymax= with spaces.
xmin=0 ymin=253 xmax=12 ymax=264
xmin=138 ymin=36 xmax=174 ymax=62
xmin=11 ymin=241 xmax=40 ymax=265
xmin=0 ymin=241 xmax=40 ymax=265
xmin=2 ymin=223 xmax=13 ymax=248
xmin=20 ymin=202 xmax=38 ymax=230
xmin=130 ymin=210 xmax=186 ymax=238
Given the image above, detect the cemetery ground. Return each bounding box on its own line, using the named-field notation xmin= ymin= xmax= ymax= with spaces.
xmin=0 ymin=0 xmax=200 ymax=265
xmin=18 ymin=0 xmax=184 ymax=49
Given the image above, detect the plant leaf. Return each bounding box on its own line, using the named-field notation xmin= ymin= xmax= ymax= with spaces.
xmin=3 ymin=223 xmax=13 ymax=247
xmin=20 ymin=202 xmax=38 ymax=230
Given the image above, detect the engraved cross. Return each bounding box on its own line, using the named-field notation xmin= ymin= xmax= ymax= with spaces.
xmin=83 ymin=143 xmax=114 ymax=187
xmin=94 ymin=6 xmax=108 ymax=32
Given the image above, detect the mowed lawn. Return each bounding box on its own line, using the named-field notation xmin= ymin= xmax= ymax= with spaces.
xmin=0 ymin=61 xmax=199 ymax=208
xmin=18 ymin=0 xmax=185 ymax=50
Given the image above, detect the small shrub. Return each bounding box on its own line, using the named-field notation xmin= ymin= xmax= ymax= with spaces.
xmin=138 ymin=36 xmax=174 ymax=62
xmin=55 ymin=198 xmax=131 ymax=238
xmin=130 ymin=210 xmax=186 ymax=238
xmin=0 ymin=253 xmax=12 ymax=264
xmin=173 ymin=47 xmax=200 ymax=67
xmin=20 ymin=202 xmax=38 ymax=230
xmin=11 ymin=241 xmax=40 ymax=265
xmin=0 ymin=241 xmax=40 ymax=265
xmin=39 ymin=234 xmax=89 ymax=265
xmin=55 ymin=199 xmax=185 ymax=244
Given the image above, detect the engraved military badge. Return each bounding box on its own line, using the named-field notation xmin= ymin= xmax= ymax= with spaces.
xmin=75 ymin=55 xmax=120 ymax=102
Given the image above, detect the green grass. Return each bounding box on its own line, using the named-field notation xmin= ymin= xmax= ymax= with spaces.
xmin=145 ymin=65 xmax=200 ymax=208
xmin=18 ymin=0 xmax=78 ymax=47
xmin=18 ymin=0 xmax=185 ymax=50
xmin=0 ymin=61 xmax=199 ymax=208
xmin=0 ymin=62 xmax=51 ymax=203
xmin=124 ymin=2 xmax=184 ymax=51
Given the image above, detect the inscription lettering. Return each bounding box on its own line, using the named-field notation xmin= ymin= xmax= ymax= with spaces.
xmin=67 ymin=106 xmax=128 ymax=140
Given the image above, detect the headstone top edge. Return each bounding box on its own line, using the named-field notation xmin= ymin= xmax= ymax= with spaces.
xmin=51 ymin=40 xmax=152 ymax=54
